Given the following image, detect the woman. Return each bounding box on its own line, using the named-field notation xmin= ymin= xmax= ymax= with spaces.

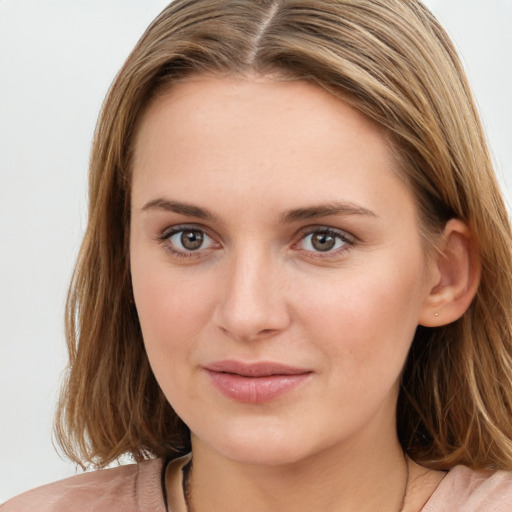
xmin=3 ymin=0 xmax=512 ymax=510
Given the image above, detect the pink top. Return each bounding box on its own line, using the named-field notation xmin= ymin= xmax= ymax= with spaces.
xmin=3 ymin=455 xmax=512 ymax=511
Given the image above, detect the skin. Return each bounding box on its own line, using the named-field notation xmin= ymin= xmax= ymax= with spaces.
xmin=130 ymin=75 xmax=450 ymax=512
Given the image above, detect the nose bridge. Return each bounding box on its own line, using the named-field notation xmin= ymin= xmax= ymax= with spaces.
xmin=214 ymin=243 xmax=289 ymax=340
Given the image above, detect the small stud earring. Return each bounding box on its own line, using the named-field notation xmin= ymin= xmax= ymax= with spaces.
xmin=434 ymin=312 xmax=440 ymax=317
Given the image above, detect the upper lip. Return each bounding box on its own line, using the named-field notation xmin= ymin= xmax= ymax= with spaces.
xmin=204 ymin=360 xmax=312 ymax=377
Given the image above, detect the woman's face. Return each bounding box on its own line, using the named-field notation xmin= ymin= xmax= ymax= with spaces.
xmin=130 ymin=75 xmax=437 ymax=466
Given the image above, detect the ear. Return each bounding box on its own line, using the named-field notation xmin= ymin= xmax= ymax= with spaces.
xmin=419 ymin=219 xmax=481 ymax=327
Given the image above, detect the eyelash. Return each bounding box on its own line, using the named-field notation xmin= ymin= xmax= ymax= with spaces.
xmin=157 ymin=225 xmax=355 ymax=259
xmin=295 ymin=227 xmax=355 ymax=258
xmin=158 ymin=224 xmax=218 ymax=259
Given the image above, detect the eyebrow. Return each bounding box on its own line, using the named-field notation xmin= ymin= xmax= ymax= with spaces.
xmin=141 ymin=198 xmax=218 ymax=221
xmin=279 ymin=202 xmax=378 ymax=223
xmin=141 ymin=198 xmax=378 ymax=223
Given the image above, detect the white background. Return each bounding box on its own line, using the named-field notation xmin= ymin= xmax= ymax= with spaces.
xmin=1 ymin=0 xmax=511 ymax=502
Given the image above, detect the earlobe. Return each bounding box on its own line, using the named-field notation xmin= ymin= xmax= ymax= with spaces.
xmin=419 ymin=219 xmax=481 ymax=327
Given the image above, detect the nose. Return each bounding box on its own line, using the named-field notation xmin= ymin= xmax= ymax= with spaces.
xmin=212 ymin=249 xmax=291 ymax=342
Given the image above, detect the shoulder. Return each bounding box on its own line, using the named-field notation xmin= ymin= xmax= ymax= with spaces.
xmin=1 ymin=458 xmax=166 ymax=512
xmin=423 ymin=465 xmax=512 ymax=511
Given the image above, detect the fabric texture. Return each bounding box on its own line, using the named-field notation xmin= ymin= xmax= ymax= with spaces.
xmin=421 ymin=465 xmax=512 ymax=511
xmin=3 ymin=455 xmax=512 ymax=511
xmin=0 ymin=458 xmax=169 ymax=512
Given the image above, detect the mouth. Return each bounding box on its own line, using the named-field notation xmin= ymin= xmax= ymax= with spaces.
xmin=203 ymin=360 xmax=313 ymax=404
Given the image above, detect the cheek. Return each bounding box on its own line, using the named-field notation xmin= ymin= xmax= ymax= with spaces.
xmin=296 ymin=254 xmax=426 ymax=377
xmin=131 ymin=270 xmax=204 ymax=408
xmin=130 ymin=249 xmax=220 ymax=381
xmin=135 ymin=272 xmax=205 ymax=344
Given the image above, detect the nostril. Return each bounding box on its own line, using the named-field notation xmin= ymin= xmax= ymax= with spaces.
xmin=257 ymin=328 xmax=277 ymax=337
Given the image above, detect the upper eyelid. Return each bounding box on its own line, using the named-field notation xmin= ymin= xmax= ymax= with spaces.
xmin=161 ymin=223 xmax=214 ymax=238
xmin=295 ymin=225 xmax=356 ymax=242
xmin=160 ymin=224 xmax=353 ymax=236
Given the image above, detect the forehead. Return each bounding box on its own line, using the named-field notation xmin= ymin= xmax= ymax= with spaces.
xmin=131 ymin=74 xmax=415 ymax=227
xmin=134 ymin=74 xmax=393 ymax=167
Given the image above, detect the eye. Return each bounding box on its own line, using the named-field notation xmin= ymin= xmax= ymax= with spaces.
xmin=170 ymin=229 xmax=206 ymax=251
xmin=298 ymin=228 xmax=353 ymax=254
xmin=160 ymin=226 xmax=218 ymax=256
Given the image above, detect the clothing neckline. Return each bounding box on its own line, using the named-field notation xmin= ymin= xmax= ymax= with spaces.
xmin=162 ymin=455 xmax=478 ymax=512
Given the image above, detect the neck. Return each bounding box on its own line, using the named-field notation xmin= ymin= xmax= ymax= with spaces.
xmin=187 ymin=434 xmax=409 ymax=512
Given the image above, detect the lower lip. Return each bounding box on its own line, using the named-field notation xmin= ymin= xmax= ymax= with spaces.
xmin=205 ymin=370 xmax=312 ymax=404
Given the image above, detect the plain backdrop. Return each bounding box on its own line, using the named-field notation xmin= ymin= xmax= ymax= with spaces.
xmin=1 ymin=0 xmax=511 ymax=502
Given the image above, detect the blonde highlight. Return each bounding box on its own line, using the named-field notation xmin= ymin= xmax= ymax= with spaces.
xmin=56 ymin=0 xmax=512 ymax=470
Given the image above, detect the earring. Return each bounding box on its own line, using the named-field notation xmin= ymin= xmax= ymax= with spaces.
xmin=434 ymin=312 xmax=440 ymax=317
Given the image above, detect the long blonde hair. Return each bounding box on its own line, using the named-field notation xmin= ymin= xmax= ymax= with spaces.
xmin=56 ymin=0 xmax=512 ymax=470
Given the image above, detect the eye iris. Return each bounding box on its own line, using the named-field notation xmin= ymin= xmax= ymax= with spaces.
xmin=181 ymin=230 xmax=204 ymax=250
xmin=311 ymin=232 xmax=336 ymax=251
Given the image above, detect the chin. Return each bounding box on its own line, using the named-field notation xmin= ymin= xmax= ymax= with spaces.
xmin=218 ymin=443 xmax=308 ymax=467
xmin=192 ymin=420 xmax=323 ymax=467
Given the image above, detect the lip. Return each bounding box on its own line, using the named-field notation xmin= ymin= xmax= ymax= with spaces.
xmin=204 ymin=360 xmax=313 ymax=404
